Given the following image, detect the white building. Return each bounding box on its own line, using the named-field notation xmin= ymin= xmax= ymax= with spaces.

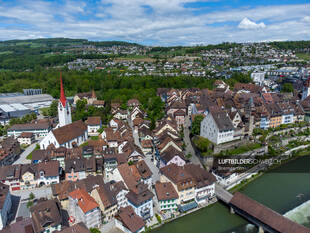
xmin=251 ymin=71 xmax=265 ymax=86
xmin=0 ymin=183 xmax=12 ymax=230
xmin=155 ymin=181 xmax=179 ymax=212
xmin=86 ymin=116 xmax=102 ymax=136
xmin=302 ymin=79 xmax=310 ymax=100
xmin=40 ymin=120 xmax=88 ymax=149
xmin=17 ymin=132 xmax=35 ymax=145
xmin=68 ymin=188 xmax=101 ymax=229
xmin=35 ymin=161 xmax=60 ymax=187
xmin=115 ymin=206 xmax=145 ymax=233
xmin=126 ymin=183 xmax=154 ymax=220
xmin=58 ymin=74 xmax=72 ymax=127
xmin=200 ymin=110 xmax=235 ymax=145
xmin=7 ymin=122 xmax=51 ymax=139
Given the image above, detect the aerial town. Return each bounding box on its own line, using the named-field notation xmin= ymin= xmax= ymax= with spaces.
xmin=0 ymin=38 xmax=310 ymax=233
xmin=1 ymin=0 xmax=310 ymax=231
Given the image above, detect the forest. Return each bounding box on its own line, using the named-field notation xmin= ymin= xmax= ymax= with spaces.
xmin=0 ymin=68 xmax=251 ymax=127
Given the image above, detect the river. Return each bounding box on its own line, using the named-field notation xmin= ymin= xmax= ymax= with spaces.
xmin=153 ymin=155 xmax=310 ymax=233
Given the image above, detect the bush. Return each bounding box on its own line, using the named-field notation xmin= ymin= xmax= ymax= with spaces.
xmin=193 ymin=136 xmax=211 ymax=152
xmin=29 ymin=192 xmax=35 ymax=200
xmin=27 ymin=201 xmax=33 ymax=208
xmin=186 ymin=153 xmax=192 ymax=159
xmin=155 ymin=213 xmax=162 ymax=224
xmin=191 ymin=115 xmax=204 ymax=135
xmin=90 ymin=228 xmax=101 ymax=233
xmin=90 ymin=136 xmax=99 ymax=140
xmin=26 ymin=153 xmax=32 ymax=160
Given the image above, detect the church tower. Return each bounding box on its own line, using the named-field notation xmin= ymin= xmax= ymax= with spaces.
xmin=302 ymin=77 xmax=310 ymax=100
xmin=58 ymin=73 xmax=72 ymax=127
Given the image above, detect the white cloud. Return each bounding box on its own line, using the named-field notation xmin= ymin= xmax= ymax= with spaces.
xmin=0 ymin=1 xmax=309 ymax=45
xmin=302 ymin=16 xmax=310 ymax=23
xmin=238 ymin=17 xmax=266 ymax=29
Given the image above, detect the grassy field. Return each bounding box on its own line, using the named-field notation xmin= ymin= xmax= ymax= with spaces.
xmin=115 ymin=57 xmax=156 ymax=62
xmin=296 ymin=53 xmax=310 ymax=60
xmin=0 ymin=51 xmax=13 ymax=55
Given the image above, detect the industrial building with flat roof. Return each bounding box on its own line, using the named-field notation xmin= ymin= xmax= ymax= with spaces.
xmin=0 ymin=93 xmax=53 ymax=125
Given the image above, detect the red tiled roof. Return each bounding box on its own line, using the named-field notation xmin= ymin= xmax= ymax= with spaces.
xmin=69 ymin=188 xmax=99 ymax=214
xmin=86 ymin=116 xmax=101 ymax=125
xmin=116 ymin=206 xmax=145 ymax=233
xmin=155 ymin=181 xmax=178 ymax=201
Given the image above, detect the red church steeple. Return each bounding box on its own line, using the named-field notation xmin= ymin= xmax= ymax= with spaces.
xmin=60 ymin=72 xmax=67 ymax=107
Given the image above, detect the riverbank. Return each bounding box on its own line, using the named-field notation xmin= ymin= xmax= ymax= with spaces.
xmin=152 ymin=155 xmax=310 ymax=233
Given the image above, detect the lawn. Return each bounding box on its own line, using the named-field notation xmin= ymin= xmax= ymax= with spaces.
xmin=223 ymin=143 xmax=262 ymax=156
xmin=0 ymin=51 xmax=13 ymax=55
xmin=296 ymin=53 xmax=310 ymax=61
xmin=26 ymin=153 xmax=32 ymax=160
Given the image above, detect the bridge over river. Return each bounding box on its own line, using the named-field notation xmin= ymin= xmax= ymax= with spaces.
xmin=215 ymin=184 xmax=310 ymax=233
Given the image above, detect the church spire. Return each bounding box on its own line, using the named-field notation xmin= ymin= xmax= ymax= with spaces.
xmin=60 ymin=72 xmax=67 ymax=107
xmin=91 ymin=89 xmax=96 ymax=99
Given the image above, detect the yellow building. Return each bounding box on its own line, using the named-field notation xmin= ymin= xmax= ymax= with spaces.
xmin=20 ymin=168 xmax=36 ymax=189
xmin=269 ymin=115 xmax=282 ymax=128
xmin=91 ymin=186 xmax=118 ymax=222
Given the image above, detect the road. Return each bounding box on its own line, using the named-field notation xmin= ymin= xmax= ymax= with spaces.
xmin=13 ymin=142 xmax=38 ymax=165
xmin=184 ymin=116 xmax=203 ymax=167
xmin=128 ymin=116 xmax=160 ymax=184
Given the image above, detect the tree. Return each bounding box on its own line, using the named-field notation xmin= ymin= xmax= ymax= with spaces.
xmin=27 ymin=201 xmax=33 ymax=208
xmin=29 ymin=192 xmax=35 ymax=200
xmin=90 ymin=228 xmax=101 ymax=233
xmin=191 ymin=115 xmax=204 ymax=135
xmin=281 ymin=83 xmax=294 ymax=93
xmin=48 ymin=100 xmax=58 ymax=117
xmin=193 ymin=136 xmax=211 ymax=152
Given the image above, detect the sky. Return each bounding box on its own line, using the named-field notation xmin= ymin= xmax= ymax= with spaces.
xmin=0 ymin=0 xmax=309 ymax=45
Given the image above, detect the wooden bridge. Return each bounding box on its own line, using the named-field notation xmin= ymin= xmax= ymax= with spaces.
xmin=215 ymin=184 xmax=310 ymax=233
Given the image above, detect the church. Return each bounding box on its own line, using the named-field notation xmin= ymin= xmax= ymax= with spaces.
xmin=40 ymin=74 xmax=88 ymax=149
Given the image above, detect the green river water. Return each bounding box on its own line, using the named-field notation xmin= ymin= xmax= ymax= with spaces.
xmin=153 ymin=155 xmax=310 ymax=233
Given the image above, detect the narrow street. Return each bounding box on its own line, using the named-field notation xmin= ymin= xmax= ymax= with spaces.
xmin=128 ymin=116 xmax=160 ymax=184
xmin=13 ymin=142 xmax=38 ymax=165
xmin=184 ymin=116 xmax=203 ymax=167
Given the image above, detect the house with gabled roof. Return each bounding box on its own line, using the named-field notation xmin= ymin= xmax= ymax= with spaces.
xmin=127 ymin=99 xmax=140 ymax=108
xmin=200 ymin=108 xmax=235 ymax=145
xmin=91 ymin=185 xmax=117 ymax=222
xmin=113 ymin=109 xmax=128 ymax=120
xmin=30 ymin=199 xmax=62 ymax=233
xmin=115 ymin=206 xmax=145 ymax=233
xmin=155 ymin=181 xmax=179 ymax=212
xmin=40 ymin=120 xmax=88 ymax=149
xmin=160 ymin=163 xmax=216 ymax=205
xmin=85 ymin=116 xmax=102 ymax=136
xmin=68 ymin=188 xmax=101 ymax=229
xmin=159 ymin=146 xmax=187 ymax=168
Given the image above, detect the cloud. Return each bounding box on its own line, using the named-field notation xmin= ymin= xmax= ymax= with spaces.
xmin=0 ymin=0 xmax=309 ymax=45
xmin=302 ymin=16 xmax=310 ymax=23
xmin=238 ymin=17 xmax=266 ymax=29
